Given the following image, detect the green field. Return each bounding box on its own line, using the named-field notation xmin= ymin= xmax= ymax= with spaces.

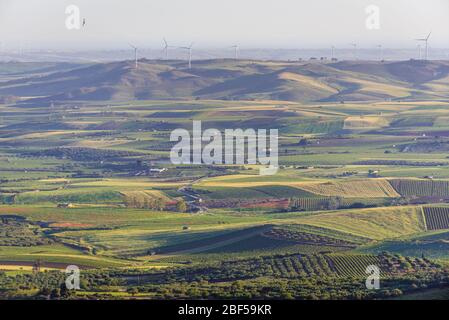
xmin=2 ymin=59 xmax=449 ymax=300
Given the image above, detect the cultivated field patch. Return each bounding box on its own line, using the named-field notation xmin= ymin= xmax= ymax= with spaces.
xmin=298 ymin=179 xmax=400 ymax=198
xmin=423 ymin=207 xmax=449 ymax=231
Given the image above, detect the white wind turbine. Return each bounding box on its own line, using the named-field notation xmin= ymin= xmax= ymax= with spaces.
xmin=349 ymin=43 xmax=357 ymax=60
xmin=163 ymin=38 xmax=172 ymax=60
xmin=416 ymin=32 xmax=431 ymax=60
xmin=179 ymin=42 xmax=194 ymax=69
xmin=231 ymin=45 xmax=239 ymax=60
xmin=129 ymin=43 xmax=138 ymax=69
xmin=377 ymin=44 xmax=383 ymax=61
xmin=331 ymin=46 xmax=335 ymax=60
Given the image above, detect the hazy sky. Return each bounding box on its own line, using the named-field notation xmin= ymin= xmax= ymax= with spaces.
xmin=0 ymin=0 xmax=448 ymax=50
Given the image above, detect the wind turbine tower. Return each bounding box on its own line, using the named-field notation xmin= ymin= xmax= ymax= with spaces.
xmin=416 ymin=32 xmax=431 ymax=60
xmin=163 ymin=38 xmax=171 ymax=60
xmin=129 ymin=43 xmax=138 ymax=69
xmin=180 ymin=43 xmax=194 ymax=69
xmin=377 ymin=44 xmax=383 ymax=61
xmin=350 ymin=43 xmax=357 ymax=60
xmin=231 ymin=45 xmax=239 ymax=60
xmin=331 ymin=46 xmax=335 ymax=60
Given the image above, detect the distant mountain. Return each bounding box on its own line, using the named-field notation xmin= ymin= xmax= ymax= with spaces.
xmin=1 ymin=59 xmax=448 ymax=104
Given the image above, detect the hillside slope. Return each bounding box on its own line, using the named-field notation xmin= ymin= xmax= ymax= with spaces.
xmin=1 ymin=59 xmax=449 ymax=103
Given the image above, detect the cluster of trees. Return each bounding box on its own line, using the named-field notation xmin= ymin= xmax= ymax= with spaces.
xmin=1 ymin=256 xmax=449 ymax=300
xmin=287 ymin=197 xmax=383 ymax=212
xmin=113 ymin=253 xmax=445 ymax=287
xmin=0 ymin=269 xmax=122 ymax=299
xmin=288 ymin=197 xmax=343 ymax=211
xmin=67 ymin=272 xmax=449 ymax=300
xmin=176 ymin=200 xmax=187 ymax=212
xmin=27 ymin=147 xmax=142 ymax=162
xmin=124 ymin=194 xmax=187 ymax=212
xmin=124 ymin=196 xmax=166 ymax=211
xmin=264 ymin=227 xmax=355 ymax=247
xmin=0 ymin=219 xmax=53 ymax=246
xmin=380 ymin=252 xmax=439 ymax=272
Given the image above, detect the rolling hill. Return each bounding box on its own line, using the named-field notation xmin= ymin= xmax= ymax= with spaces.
xmin=2 ymin=59 xmax=449 ymax=104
